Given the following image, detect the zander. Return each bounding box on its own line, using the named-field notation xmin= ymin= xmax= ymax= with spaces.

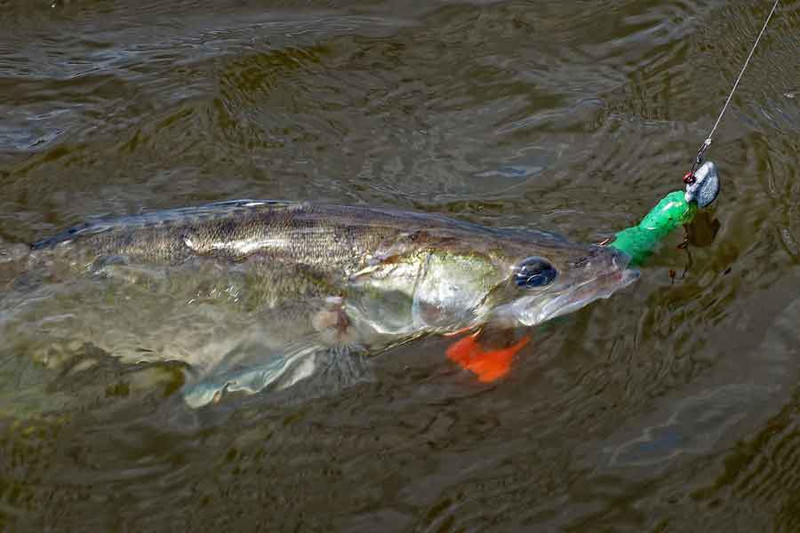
xmin=3 ymin=200 xmax=638 ymax=407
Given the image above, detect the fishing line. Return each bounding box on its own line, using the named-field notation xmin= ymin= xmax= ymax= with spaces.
xmin=686 ymin=0 xmax=781 ymax=180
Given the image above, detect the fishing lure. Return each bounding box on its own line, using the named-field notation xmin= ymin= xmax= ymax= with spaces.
xmin=609 ymin=161 xmax=719 ymax=265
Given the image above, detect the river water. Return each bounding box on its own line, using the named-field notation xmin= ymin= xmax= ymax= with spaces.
xmin=2 ymin=0 xmax=800 ymax=530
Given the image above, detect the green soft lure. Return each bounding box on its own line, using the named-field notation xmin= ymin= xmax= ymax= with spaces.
xmin=608 ymin=191 xmax=697 ymax=266
xmin=607 ymin=161 xmax=719 ymax=266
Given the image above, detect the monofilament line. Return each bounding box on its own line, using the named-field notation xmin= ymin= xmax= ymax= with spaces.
xmin=692 ymin=0 xmax=780 ymax=171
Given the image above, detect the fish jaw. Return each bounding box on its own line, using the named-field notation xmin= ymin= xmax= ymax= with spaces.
xmin=525 ymin=266 xmax=639 ymax=325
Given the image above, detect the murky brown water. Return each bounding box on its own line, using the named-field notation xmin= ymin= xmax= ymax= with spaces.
xmin=2 ymin=0 xmax=800 ymax=530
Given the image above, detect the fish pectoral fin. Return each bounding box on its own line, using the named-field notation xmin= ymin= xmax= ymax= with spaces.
xmin=445 ymin=334 xmax=530 ymax=383
xmin=316 ymin=343 xmax=371 ymax=388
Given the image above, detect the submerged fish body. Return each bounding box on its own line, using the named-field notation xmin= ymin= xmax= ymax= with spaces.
xmin=6 ymin=200 xmax=638 ymax=406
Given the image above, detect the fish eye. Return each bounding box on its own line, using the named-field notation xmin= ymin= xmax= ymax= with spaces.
xmin=514 ymin=257 xmax=557 ymax=288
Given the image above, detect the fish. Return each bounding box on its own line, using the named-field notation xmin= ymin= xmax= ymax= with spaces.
xmin=1 ymin=200 xmax=638 ymax=407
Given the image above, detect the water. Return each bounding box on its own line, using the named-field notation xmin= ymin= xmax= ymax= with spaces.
xmin=2 ymin=0 xmax=800 ymax=529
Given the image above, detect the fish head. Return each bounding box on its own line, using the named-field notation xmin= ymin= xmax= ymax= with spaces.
xmin=347 ymin=226 xmax=638 ymax=335
xmin=480 ymin=233 xmax=639 ymax=327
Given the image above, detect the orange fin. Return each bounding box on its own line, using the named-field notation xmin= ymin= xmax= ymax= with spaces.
xmin=446 ymin=334 xmax=530 ymax=382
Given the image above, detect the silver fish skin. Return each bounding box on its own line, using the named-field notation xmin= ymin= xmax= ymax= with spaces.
xmin=28 ymin=199 xmax=638 ymax=332
xmin=32 ymin=200 xmax=637 ymax=331
xmin=9 ymin=200 xmax=638 ymax=406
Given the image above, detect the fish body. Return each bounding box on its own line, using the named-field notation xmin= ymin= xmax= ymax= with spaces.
xmin=5 ymin=200 xmax=638 ymax=406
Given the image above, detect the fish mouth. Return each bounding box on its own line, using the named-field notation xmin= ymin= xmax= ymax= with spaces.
xmin=533 ymin=266 xmax=640 ymax=325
